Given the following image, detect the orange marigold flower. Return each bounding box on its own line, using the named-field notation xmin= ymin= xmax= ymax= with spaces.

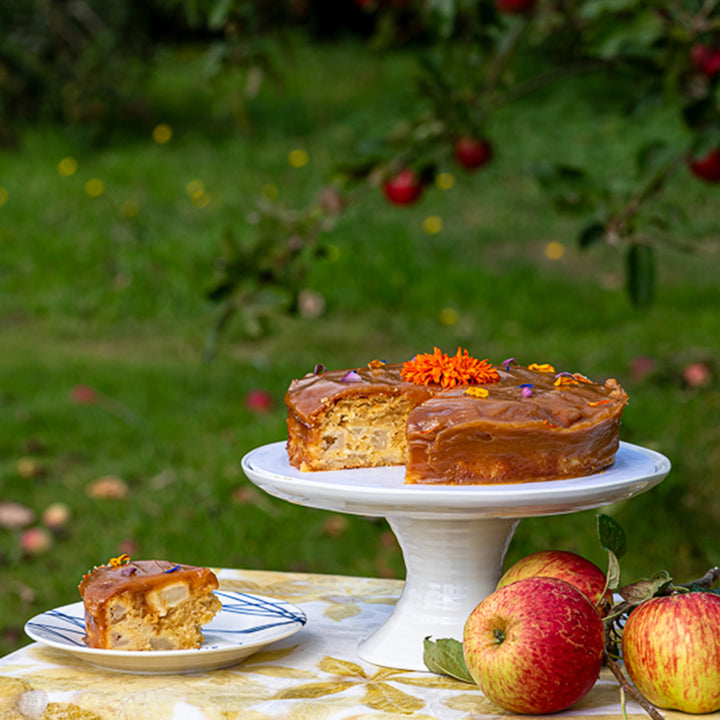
xmin=402 ymin=347 xmax=500 ymax=389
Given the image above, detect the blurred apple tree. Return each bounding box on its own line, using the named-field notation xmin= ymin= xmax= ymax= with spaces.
xmin=2 ymin=1 xmax=718 ymax=339
xmin=201 ymin=0 xmax=720 ymax=348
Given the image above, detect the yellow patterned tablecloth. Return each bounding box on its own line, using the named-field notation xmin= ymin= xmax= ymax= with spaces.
xmin=0 ymin=568 xmax=684 ymax=720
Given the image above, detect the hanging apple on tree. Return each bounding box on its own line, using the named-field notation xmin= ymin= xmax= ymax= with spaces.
xmin=382 ymin=168 xmax=425 ymax=205
xmin=454 ymin=137 xmax=493 ymax=171
xmin=495 ymin=0 xmax=536 ymax=14
xmin=688 ymin=148 xmax=720 ymax=183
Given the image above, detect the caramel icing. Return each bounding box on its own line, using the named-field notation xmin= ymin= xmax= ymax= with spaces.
xmin=285 ymin=363 xmax=437 ymax=423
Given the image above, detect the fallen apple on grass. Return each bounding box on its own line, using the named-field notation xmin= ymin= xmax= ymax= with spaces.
xmin=622 ymin=591 xmax=720 ymax=714
xmin=498 ymin=549 xmax=613 ymax=616
xmin=463 ymin=576 xmax=605 ymax=714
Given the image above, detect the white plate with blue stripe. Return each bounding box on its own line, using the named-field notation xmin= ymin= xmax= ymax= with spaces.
xmin=24 ymin=590 xmax=307 ymax=674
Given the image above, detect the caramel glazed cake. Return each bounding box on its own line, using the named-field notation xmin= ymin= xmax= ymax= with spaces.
xmin=78 ymin=556 xmax=222 ymax=650
xmin=285 ymin=348 xmax=629 ymax=484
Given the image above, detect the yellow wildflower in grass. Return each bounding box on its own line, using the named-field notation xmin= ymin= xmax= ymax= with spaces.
xmin=439 ymin=307 xmax=459 ymax=326
xmin=288 ymin=149 xmax=309 ymax=168
xmin=57 ymin=157 xmax=78 ymax=177
xmin=192 ymin=192 xmax=211 ymax=208
xmin=261 ymin=183 xmax=279 ymax=200
xmin=186 ymin=180 xmax=211 ymax=208
xmin=423 ymin=216 xmax=443 ymax=234
xmin=545 ymin=241 xmax=565 ymax=260
xmin=186 ymin=179 xmax=204 ymax=196
xmin=435 ymin=172 xmax=456 ymax=190
xmin=84 ymin=178 xmax=104 ymax=197
xmin=0 ymin=187 xmax=7 ymax=206
xmin=152 ymin=123 xmax=173 ymax=144
xmin=121 ymin=199 xmax=140 ymax=218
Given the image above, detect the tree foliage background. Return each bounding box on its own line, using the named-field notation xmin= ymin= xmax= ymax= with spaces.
xmin=2 ymin=0 xmax=719 ymax=340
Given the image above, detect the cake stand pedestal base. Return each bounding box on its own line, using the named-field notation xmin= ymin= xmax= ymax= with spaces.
xmin=357 ymin=516 xmax=520 ymax=671
xmin=241 ymin=441 xmax=670 ymax=672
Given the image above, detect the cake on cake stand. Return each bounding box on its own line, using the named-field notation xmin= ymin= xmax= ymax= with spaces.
xmin=241 ymin=441 xmax=670 ymax=671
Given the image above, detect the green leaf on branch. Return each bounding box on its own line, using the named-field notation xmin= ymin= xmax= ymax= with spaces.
xmin=423 ymin=637 xmax=474 ymax=683
xmin=597 ymin=513 xmax=627 ymax=590
xmin=627 ymin=242 xmax=655 ymax=307
xmin=597 ymin=513 xmax=627 ymax=559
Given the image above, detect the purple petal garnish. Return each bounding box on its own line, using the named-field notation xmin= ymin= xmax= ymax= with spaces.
xmin=501 ymin=357 xmax=517 ymax=371
xmin=341 ymin=371 xmax=362 ymax=383
xmin=555 ymin=371 xmax=574 ymax=378
xmin=120 ymin=566 xmax=137 ymax=576
xmin=521 ymin=386 xmax=533 ymax=398
xmin=314 ymin=364 xmax=326 ymax=374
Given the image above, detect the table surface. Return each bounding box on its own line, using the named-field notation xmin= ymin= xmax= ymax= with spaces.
xmin=0 ymin=568 xmax=696 ymax=720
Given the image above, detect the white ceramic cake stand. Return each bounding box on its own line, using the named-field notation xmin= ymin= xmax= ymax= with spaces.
xmin=241 ymin=441 xmax=670 ymax=671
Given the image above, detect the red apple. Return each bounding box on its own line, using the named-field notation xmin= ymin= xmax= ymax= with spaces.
xmin=382 ymin=169 xmax=424 ymax=205
xmin=463 ymin=576 xmax=605 ymax=714
xmin=20 ymin=527 xmax=53 ymax=556
xmin=245 ymin=389 xmax=274 ymax=412
xmin=691 ymin=43 xmax=720 ymax=77
xmin=497 ymin=549 xmax=613 ymax=616
xmin=688 ymin=148 xmax=720 ymax=183
xmin=496 ymin=0 xmax=536 ymax=14
xmin=622 ymin=592 xmax=720 ymax=713
xmin=454 ymin=137 xmax=493 ymax=171
xmin=683 ymin=361 xmax=712 ymax=387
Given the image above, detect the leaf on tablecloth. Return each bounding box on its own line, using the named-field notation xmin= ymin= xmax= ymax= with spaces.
xmin=323 ymin=602 xmax=362 ymax=622
xmin=242 ymin=646 xmax=299 ymax=665
xmin=444 ymin=692 xmax=506 ymax=715
xmin=423 ymin=637 xmax=474 ymax=684
xmin=362 ymin=681 xmax=426 ymax=714
xmin=318 ymin=655 xmax=367 ymax=679
xmin=275 ymin=680 xmax=356 ymax=699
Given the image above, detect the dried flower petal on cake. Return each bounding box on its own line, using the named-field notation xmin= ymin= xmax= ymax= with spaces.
xmin=465 ymin=387 xmax=489 ymax=398
xmin=529 ymin=363 xmax=555 ymax=373
xmin=402 ymin=347 xmax=500 ymax=389
xmin=554 ymin=372 xmax=580 ymax=387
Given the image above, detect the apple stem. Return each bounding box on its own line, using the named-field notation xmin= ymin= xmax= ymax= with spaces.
xmin=606 ymin=656 xmax=666 ymax=720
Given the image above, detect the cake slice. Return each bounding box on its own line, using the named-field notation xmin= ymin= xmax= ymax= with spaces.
xmin=78 ymin=556 xmax=221 ymax=650
xmin=285 ymin=360 xmax=439 ymax=471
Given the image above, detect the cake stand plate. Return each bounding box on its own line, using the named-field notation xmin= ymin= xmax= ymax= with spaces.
xmin=241 ymin=441 xmax=670 ymax=671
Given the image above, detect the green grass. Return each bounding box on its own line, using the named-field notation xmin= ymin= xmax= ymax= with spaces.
xmin=1 ymin=38 xmax=719 ymax=656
